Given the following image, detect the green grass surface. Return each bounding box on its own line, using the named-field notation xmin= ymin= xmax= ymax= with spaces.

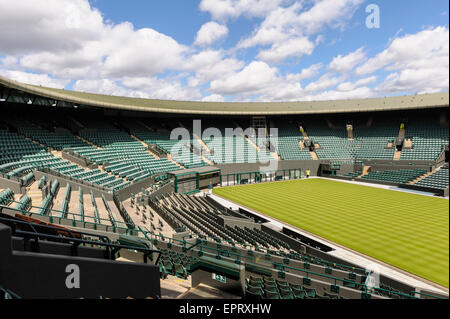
xmin=213 ymin=178 xmax=449 ymax=287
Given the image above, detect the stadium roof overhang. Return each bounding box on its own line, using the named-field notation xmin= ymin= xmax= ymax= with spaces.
xmin=0 ymin=74 xmax=448 ymax=115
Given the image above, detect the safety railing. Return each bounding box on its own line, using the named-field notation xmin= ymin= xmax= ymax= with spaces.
xmin=1 ymin=202 xmax=136 ymax=235
xmin=0 ymin=215 xmax=160 ymax=264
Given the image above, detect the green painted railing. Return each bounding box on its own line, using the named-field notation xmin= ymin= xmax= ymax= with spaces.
xmin=2 ymin=203 xmax=446 ymax=300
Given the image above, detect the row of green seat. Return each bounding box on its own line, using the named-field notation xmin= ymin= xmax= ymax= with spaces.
xmin=415 ymin=166 xmax=449 ymax=190
xmin=362 ymin=169 xmax=427 ymax=184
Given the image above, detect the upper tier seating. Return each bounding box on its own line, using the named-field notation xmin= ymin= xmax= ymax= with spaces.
xmin=401 ymin=119 xmax=448 ymax=161
xmin=305 ymin=120 xmax=354 ymax=160
xmin=200 ymin=121 xmax=274 ymax=164
xmin=0 ymin=122 xmax=127 ymax=191
xmin=120 ymin=119 xmax=208 ymax=169
xmin=352 ymin=119 xmax=399 ymax=160
xmin=71 ymin=118 xmax=180 ymax=178
xmin=274 ymin=121 xmax=312 ymax=160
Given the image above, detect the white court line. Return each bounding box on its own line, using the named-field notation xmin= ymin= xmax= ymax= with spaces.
xmin=313 ymin=176 xmax=448 ymax=199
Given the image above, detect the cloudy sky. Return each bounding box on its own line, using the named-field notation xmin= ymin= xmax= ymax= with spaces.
xmin=0 ymin=0 xmax=448 ymax=102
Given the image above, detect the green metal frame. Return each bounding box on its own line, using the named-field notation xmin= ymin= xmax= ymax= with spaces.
xmin=174 ymin=171 xmax=200 ymax=194
xmin=220 ymin=168 xmax=302 ymax=187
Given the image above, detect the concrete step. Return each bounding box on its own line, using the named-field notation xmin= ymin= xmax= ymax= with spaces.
xmin=67 ymin=189 xmax=80 ymax=220
xmin=27 ymin=181 xmax=43 ymax=213
xmin=167 ymin=154 xmax=185 ymax=169
xmin=408 ymin=168 xmax=438 ymax=185
xmin=107 ymin=200 xmax=124 ymax=224
xmin=129 ymin=134 xmax=163 ymax=164
xmin=310 ymin=151 xmax=319 ymax=160
xmin=83 ymin=193 xmax=97 ymax=224
xmin=51 ymin=186 xmax=67 ymax=216
xmin=192 ymin=133 xmax=215 ymax=165
xmin=357 ymin=166 xmax=371 ymax=178
xmin=95 ymin=197 xmax=112 ymax=226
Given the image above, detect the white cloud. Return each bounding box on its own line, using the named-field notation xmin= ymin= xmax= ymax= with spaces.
xmin=304 ymin=74 xmax=341 ymax=92
xmin=0 ymin=0 xmax=104 ymax=55
xmin=73 ymin=76 xmax=204 ymax=101
xmin=3 ymin=70 xmax=70 ymax=88
xmin=255 ymin=82 xmax=303 ymax=101
xmin=199 ymin=0 xmax=283 ymax=21
xmin=0 ymin=0 xmax=447 ymax=103
xmin=194 ymin=22 xmax=228 ymax=46
xmin=237 ymin=2 xmax=303 ymax=49
xmin=356 ymin=26 xmax=449 ymax=75
xmin=328 ymin=47 xmax=366 ymax=73
xmin=296 ymin=0 xmax=364 ymax=35
xmin=184 ymin=50 xmax=246 ymax=86
xmin=120 ymin=77 xmax=203 ymax=101
xmin=210 ymin=61 xmax=279 ymax=95
xmin=236 ymin=0 xmax=364 ymax=65
xmin=337 ymin=76 xmax=377 ymax=91
xmin=304 ymin=86 xmax=375 ymax=101
xmin=238 ymin=0 xmax=363 ymax=49
xmin=202 ymin=94 xmax=225 ymax=102
xmin=355 ymin=26 xmax=449 ymax=94
xmin=102 ymin=25 xmax=187 ymax=77
xmin=257 ymin=36 xmax=315 ymax=63
xmin=286 ymin=63 xmax=323 ymax=82
xmin=73 ymin=79 xmax=131 ymax=97
xmin=0 ymin=0 xmax=189 ymax=80
xmin=376 ymin=68 xmax=449 ymax=94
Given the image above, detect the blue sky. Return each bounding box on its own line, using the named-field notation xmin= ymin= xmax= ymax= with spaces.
xmin=0 ymin=0 xmax=448 ymax=102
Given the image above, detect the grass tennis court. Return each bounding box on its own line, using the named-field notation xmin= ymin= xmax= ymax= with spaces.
xmin=213 ymin=178 xmax=449 ymax=287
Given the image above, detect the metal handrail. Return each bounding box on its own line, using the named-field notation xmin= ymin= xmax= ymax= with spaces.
xmin=0 ymin=215 xmax=160 ymax=264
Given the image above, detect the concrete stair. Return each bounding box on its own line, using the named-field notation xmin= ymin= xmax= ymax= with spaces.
xmin=130 ymin=134 xmax=160 ymax=160
xmin=200 ymin=155 xmax=215 ymax=166
xmin=95 ymin=197 xmax=112 ymax=226
xmin=234 ymin=123 xmax=262 ymax=152
xmin=404 ymin=138 xmax=413 ymax=148
xmin=347 ymin=124 xmax=354 ymax=140
xmin=299 ymin=125 xmax=309 ymax=139
xmin=357 ymin=166 xmax=371 ymax=178
xmin=76 ymin=134 xmax=101 ymax=149
xmin=13 ymin=194 xmax=23 ymax=207
xmin=299 ymin=125 xmax=319 ymax=160
xmin=393 ymin=127 xmax=406 ymax=160
xmin=299 ymin=140 xmax=305 ymax=150
xmin=69 ymin=116 xmax=85 ymax=129
xmin=167 ymin=154 xmax=185 ymax=169
xmin=193 ymin=133 xmax=216 ymax=165
xmin=107 ymin=200 xmax=124 ymax=224
xmin=51 ymin=185 xmax=67 ymax=216
xmin=67 ymin=188 xmax=80 ymax=220
xmin=393 ymin=150 xmax=402 ymax=160
xmin=408 ymin=167 xmax=439 ymax=185
xmin=27 ymin=181 xmax=43 ymax=213
xmin=138 ymin=120 xmax=154 ymax=132
xmin=147 ymin=148 xmax=161 ymax=159
xmin=83 ymin=193 xmax=97 ymax=224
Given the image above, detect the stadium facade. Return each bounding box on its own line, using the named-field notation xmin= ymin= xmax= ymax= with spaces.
xmin=0 ymin=74 xmax=448 ymax=300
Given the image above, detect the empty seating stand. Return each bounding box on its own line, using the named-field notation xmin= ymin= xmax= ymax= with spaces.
xmin=362 ymin=169 xmax=427 ymax=184
xmin=415 ymin=166 xmax=449 ymax=190
xmin=245 ymin=276 xmax=335 ymax=299
xmin=0 ymin=189 xmax=14 ymax=206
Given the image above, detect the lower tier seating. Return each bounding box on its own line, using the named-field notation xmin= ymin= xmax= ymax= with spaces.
xmin=362 ymin=169 xmax=427 ymax=184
